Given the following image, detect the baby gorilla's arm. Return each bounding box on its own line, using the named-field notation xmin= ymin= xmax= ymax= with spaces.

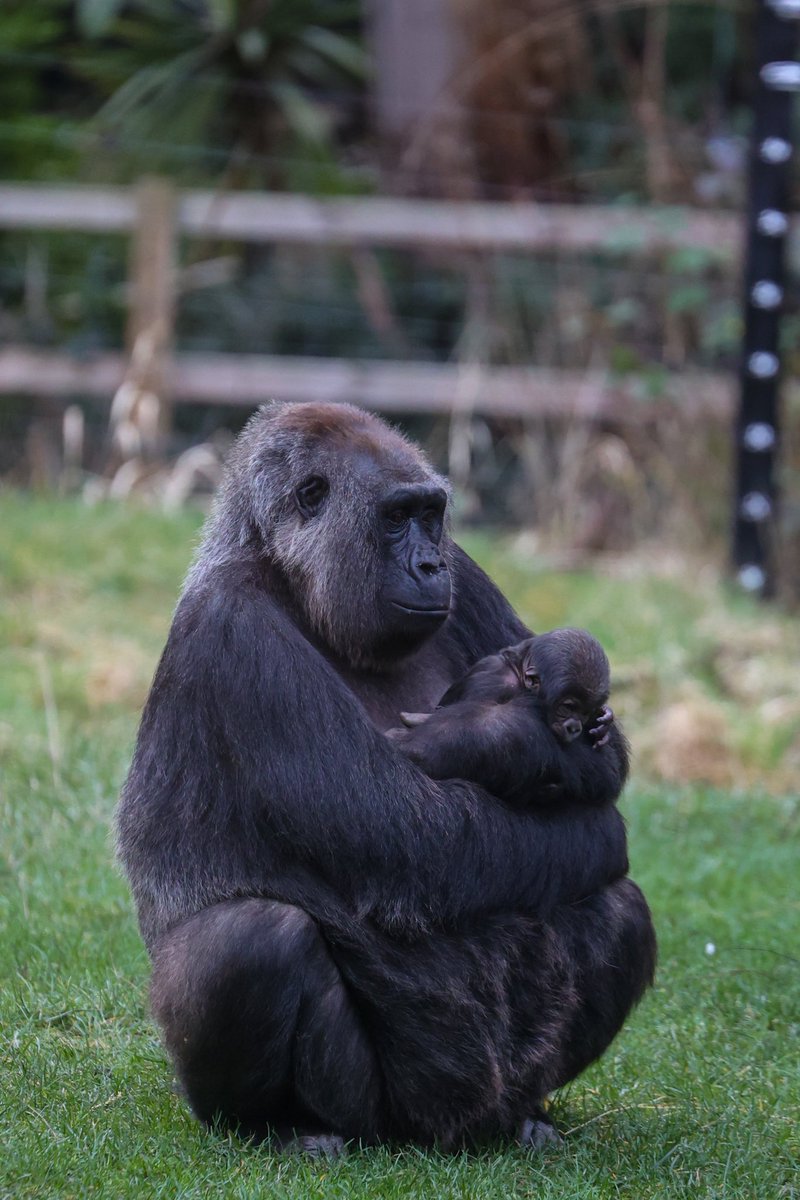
xmin=387 ymin=697 xmax=567 ymax=807
xmin=388 ymin=698 xmax=628 ymax=809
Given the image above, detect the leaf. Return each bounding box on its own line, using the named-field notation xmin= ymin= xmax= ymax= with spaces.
xmin=609 ymin=345 xmax=642 ymax=375
xmin=666 ymin=247 xmax=718 ymax=276
xmin=91 ymin=45 xmax=212 ymax=144
xmin=270 ymin=81 xmax=331 ymax=145
xmin=206 ymin=0 xmax=234 ymax=35
xmin=300 ymin=25 xmax=369 ymax=80
xmin=76 ymin=0 xmax=126 ymax=39
xmin=666 ymin=284 xmax=710 ymax=315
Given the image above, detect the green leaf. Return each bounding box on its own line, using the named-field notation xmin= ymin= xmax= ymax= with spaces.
xmin=206 ymin=0 xmax=234 ymax=35
xmin=76 ymin=0 xmax=126 ymax=39
xmin=101 ymin=45 xmax=208 ymax=115
xmin=300 ymin=25 xmax=369 ymax=80
xmin=666 ymin=283 xmax=710 ymax=315
xmin=666 ymin=246 xmax=718 ymax=276
xmin=610 ymin=344 xmax=642 ymax=374
xmin=270 ymin=81 xmax=331 ymax=145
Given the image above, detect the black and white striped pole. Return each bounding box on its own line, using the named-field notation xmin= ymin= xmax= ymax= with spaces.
xmin=734 ymin=0 xmax=800 ymax=596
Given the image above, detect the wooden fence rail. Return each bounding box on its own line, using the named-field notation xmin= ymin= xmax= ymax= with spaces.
xmin=0 ymin=183 xmax=747 ymax=258
xmin=0 ymin=182 xmax=743 ymax=420
xmin=0 ymin=346 xmax=735 ymax=421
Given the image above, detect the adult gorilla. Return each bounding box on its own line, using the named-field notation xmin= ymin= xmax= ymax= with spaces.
xmin=117 ymin=401 xmax=655 ymax=1154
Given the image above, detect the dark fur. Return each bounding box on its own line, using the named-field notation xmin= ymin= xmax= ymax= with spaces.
xmin=388 ymin=630 xmax=629 ymax=807
xmin=116 ymin=402 xmax=656 ymax=1149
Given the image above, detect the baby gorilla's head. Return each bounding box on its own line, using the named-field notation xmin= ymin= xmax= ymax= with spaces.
xmin=504 ymin=629 xmax=610 ymax=744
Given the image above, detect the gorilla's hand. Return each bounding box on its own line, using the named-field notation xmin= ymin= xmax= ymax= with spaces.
xmin=385 ymin=711 xmax=461 ymax=779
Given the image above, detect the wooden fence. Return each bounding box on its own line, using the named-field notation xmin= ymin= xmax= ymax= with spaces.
xmin=0 ymin=180 xmax=751 ymax=421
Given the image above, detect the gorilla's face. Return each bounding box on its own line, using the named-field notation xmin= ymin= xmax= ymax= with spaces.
xmin=374 ymin=482 xmax=451 ymax=651
xmin=289 ymin=469 xmax=451 ymax=662
xmin=251 ymin=405 xmax=454 ymax=667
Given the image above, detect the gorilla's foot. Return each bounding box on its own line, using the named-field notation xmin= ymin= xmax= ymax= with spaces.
xmin=281 ymin=1132 xmax=346 ymax=1158
xmin=517 ymin=1112 xmax=562 ymax=1152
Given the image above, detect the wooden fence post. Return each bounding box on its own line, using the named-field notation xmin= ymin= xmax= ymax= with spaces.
xmin=113 ymin=177 xmax=177 ymax=458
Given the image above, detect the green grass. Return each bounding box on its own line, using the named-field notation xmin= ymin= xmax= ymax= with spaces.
xmin=1 ymin=492 xmax=798 ymax=1199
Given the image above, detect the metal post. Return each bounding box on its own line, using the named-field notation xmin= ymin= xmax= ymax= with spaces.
xmin=734 ymin=0 xmax=800 ymax=595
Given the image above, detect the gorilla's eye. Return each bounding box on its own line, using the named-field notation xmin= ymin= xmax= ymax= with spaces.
xmin=295 ymin=475 xmax=329 ymax=518
xmin=421 ymin=507 xmax=442 ymax=533
xmin=385 ymin=509 xmax=409 ymax=532
xmin=524 ymin=671 xmax=540 ymax=692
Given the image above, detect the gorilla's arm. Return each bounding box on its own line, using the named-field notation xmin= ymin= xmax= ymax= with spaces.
xmin=118 ymin=566 xmax=628 ymax=946
xmin=388 ymin=697 xmax=629 ymax=808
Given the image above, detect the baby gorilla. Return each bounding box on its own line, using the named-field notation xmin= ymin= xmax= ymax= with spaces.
xmin=439 ymin=629 xmax=611 ymax=745
xmin=389 ymin=628 xmax=625 ymax=807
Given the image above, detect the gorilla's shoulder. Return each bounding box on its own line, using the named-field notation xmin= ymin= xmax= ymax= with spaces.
xmin=447 ymin=543 xmax=530 ymax=658
xmin=162 ymin=556 xmax=302 ymax=682
xmin=177 ymin=556 xmax=280 ymax=625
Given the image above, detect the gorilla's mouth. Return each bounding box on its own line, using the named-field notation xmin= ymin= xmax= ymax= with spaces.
xmin=391 ymin=602 xmax=449 ymax=618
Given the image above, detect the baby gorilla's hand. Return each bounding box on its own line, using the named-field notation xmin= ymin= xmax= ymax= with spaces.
xmin=385 ymin=715 xmax=450 ymax=777
xmin=588 ymin=704 xmax=614 ymax=750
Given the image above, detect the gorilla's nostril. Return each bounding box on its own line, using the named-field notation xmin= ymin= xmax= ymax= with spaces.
xmin=413 ymin=547 xmax=444 ymax=579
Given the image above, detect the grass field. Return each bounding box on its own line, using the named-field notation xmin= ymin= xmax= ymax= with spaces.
xmin=1 ymin=493 xmax=798 ymax=1199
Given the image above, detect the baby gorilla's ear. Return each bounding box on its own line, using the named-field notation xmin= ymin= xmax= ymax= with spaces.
xmin=399 ymin=711 xmax=432 ymax=727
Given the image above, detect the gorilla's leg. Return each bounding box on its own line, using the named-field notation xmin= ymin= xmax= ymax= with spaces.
xmin=509 ymin=876 xmax=656 ymax=1136
xmin=149 ymin=898 xmax=384 ymax=1148
xmin=551 ymin=876 xmax=657 ymax=1087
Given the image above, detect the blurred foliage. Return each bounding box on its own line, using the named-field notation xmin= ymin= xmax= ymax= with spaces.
xmin=0 ymin=1 xmax=84 ymax=183
xmin=558 ymin=3 xmax=750 ymax=202
xmin=0 ymin=0 xmax=367 ymax=189
xmin=72 ymin=0 xmax=368 ymax=189
xmin=0 ymin=1 xmax=797 ymax=558
xmin=0 ymin=0 xmax=756 ymax=195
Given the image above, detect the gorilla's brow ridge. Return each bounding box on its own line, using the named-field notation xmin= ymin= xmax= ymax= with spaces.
xmin=274 ymin=403 xmax=430 ymax=474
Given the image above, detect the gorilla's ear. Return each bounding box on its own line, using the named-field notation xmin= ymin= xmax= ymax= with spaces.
xmin=400 ymin=711 xmax=432 ymax=727
xmin=295 ymin=474 xmax=329 ymax=519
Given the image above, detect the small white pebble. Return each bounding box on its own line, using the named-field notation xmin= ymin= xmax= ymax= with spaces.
xmin=705 ymin=942 xmax=716 ymax=956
